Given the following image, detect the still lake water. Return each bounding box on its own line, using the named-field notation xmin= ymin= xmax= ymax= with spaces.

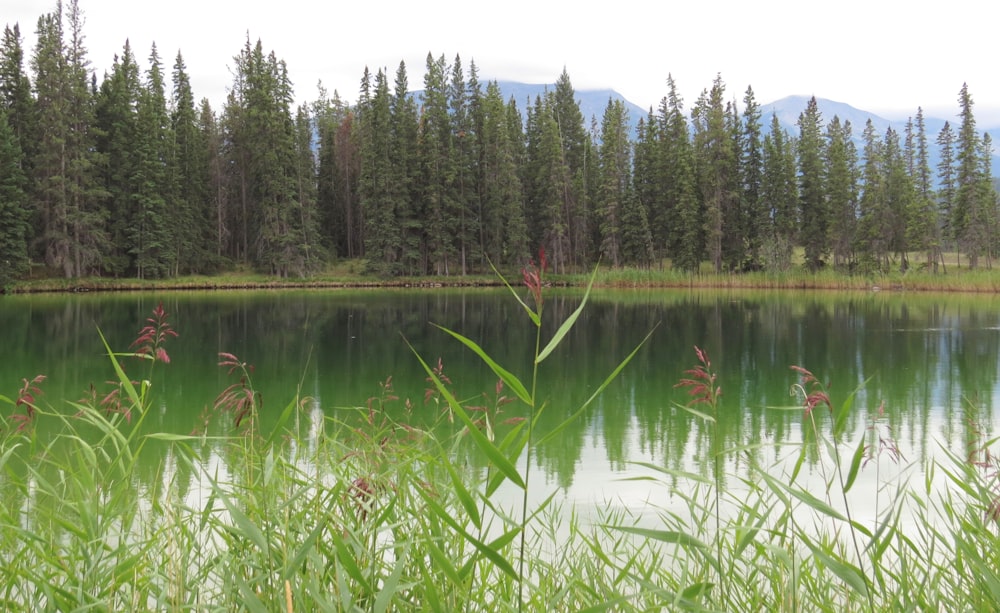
xmin=3 ymin=287 xmax=1000 ymax=517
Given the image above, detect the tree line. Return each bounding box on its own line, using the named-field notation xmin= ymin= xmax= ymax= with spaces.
xmin=1 ymin=1 xmax=998 ymax=287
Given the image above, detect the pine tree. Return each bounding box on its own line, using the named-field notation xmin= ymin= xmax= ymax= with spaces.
xmin=596 ymin=98 xmax=631 ymax=266
xmin=551 ymin=68 xmax=590 ymax=269
xmin=479 ymin=81 xmax=526 ymax=266
xmin=825 ymin=116 xmax=858 ymax=269
xmin=0 ymin=108 xmax=30 ymax=287
xmin=171 ymin=51 xmax=213 ymax=274
xmin=656 ymin=75 xmax=702 ymax=272
xmin=358 ymin=67 xmax=395 ymax=274
xmin=954 ymin=83 xmax=985 ymax=268
xmin=691 ymin=75 xmax=735 ymax=272
xmin=0 ymin=24 xmax=36 ymax=204
xmin=884 ymin=127 xmax=914 ymax=270
xmin=419 ymin=53 xmax=458 ymax=274
xmin=797 ymin=96 xmax=827 ymax=271
xmin=739 ymin=86 xmax=765 ymax=270
xmin=94 ymin=42 xmax=140 ymax=274
xmin=936 ymin=121 xmax=956 ymax=251
xmin=856 ymin=119 xmax=889 ymax=270
xmin=449 ymin=55 xmax=479 ymax=274
xmin=906 ymin=108 xmax=942 ymax=271
xmin=131 ymin=43 xmax=174 ymax=278
xmin=525 ymin=95 xmax=572 ymax=272
xmin=314 ymin=85 xmax=359 ymax=259
xmin=31 ymin=1 xmax=106 ymax=277
xmin=293 ymin=103 xmax=323 ymax=273
xmin=761 ymin=114 xmax=797 ymax=270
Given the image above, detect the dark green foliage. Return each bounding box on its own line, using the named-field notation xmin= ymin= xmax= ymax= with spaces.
xmin=761 ymin=114 xmax=797 ymax=271
xmin=0 ymin=108 xmax=30 ymax=287
xmin=797 ymin=96 xmax=827 ymax=271
xmin=3 ymin=4 xmax=999 ymax=283
xmin=825 ymin=117 xmax=858 ymax=269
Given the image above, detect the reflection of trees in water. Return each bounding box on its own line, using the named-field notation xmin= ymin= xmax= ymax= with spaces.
xmin=3 ymin=290 xmax=1000 ymax=491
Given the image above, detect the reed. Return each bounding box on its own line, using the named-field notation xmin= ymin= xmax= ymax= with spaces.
xmin=3 ymin=284 xmax=1000 ymax=610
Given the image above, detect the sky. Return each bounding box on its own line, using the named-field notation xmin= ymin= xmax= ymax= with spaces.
xmin=6 ymin=0 xmax=1000 ymax=127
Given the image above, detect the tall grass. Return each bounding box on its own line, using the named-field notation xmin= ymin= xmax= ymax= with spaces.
xmin=4 ymin=281 xmax=1000 ymax=610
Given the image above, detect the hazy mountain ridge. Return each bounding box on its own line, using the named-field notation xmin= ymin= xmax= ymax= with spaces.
xmin=760 ymin=95 xmax=1000 ymax=179
xmin=415 ymin=82 xmax=999 ymax=176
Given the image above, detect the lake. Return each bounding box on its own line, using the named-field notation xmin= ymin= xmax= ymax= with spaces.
xmin=2 ymin=287 xmax=999 ymax=516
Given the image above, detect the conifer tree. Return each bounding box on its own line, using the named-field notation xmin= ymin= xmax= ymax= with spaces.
xmin=0 ymin=24 xmax=36 ymax=199
xmin=884 ymin=127 xmax=914 ymax=270
xmin=171 ymin=51 xmax=214 ymax=274
xmin=314 ymin=85 xmax=359 ymax=259
xmin=31 ymin=1 xmax=106 ymax=277
xmin=691 ymin=75 xmax=735 ymax=272
xmin=357 ymin=67 xmax=395 ymax=274
xmin=479 ymin=81 xmax=527 ymax=266
xmin=389 ymin=62 xmax=421 ymax=274
xmin=131 ymin=43 xmax=174 ymax=278
xmin=93 ymin=41 xmax=140 ymax=275
xmin=761 ymin=114 xmax=797 ymax=270
xmin=856 ymin=119 xmax=889 ymax=270
xmin=936 ymin=121 xmax=956 ymax=251
xmin=419 ymin=53 xmax=458 ymax=274
xmin=825 ymin=116 xmax=858 ymax=269
xmin=551 ymin=68 xmax=590 ymax=269
xmin=0 ymin=108 xmax=30 ymax=287
xmin=906 ymin=108 xmax=942 ymax=270
xmin=797 ymin=96 xmax=827 ymax=271
xmin=596 ymin=98 xmax=631 ymax=266
xmin=954 ymin=83 xmax=985 ymax=267
xmin=739 ymin=86 xmax=765 ymax=270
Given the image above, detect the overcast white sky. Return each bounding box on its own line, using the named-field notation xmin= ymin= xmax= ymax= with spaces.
xmin=6 ymin=0 xmax=1000 ymax=126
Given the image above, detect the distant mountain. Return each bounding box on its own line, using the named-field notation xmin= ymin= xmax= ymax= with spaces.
xmin=414 ymin=80 xmax=647 ymax=137
xmin=760 ymin=95 xmax=1000 ymax=178
xmin=413 ymin=83 xmax=1000 ymax=178
xmin=491 ymin=80 xmax=647 ymax=136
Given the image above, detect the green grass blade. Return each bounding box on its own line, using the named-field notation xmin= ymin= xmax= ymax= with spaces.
xmin=489 ymin=258 xmax=541 ymax=327
xmin=373 ymin=543 xmax=408 ymax=613
xmin=441 ymin=450 xmax=482 ymax=530
xmin=802 ymin=535 xmax=870 ymax=599
xmin=537 ymin=325 xmax=655 ymax=447
xmin=843 ymin=435 xmax=866 ymax=493
xmin=97 ymin=327 xmax=142 ymax=410
xmin=432 ymin=324 xmax=532 ymax=405
xmin=406 ymin=336 xmax=525 ymax=490
xmin=536 ymin=264 xmax=599 ymax=363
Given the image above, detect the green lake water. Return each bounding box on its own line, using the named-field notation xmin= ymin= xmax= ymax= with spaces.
xmin=2 ymin=287 xmax=999 ymax=517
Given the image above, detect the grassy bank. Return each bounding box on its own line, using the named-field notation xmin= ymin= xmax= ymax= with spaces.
xmin=3 ymin=270 xmax=1000 ymax=611
xmin=9 ymin=251 xmax=1000 ymax=294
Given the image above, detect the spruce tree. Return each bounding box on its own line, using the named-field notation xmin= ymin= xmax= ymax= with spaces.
xmin=596 ymin=98 xmax=631 ymax=266
xmin=419 ymin=53 xmax=458 ymax=274
xmin=936 ymin=121 xmax=956 ymax=251
xmin=171 ymin=51 xmax=213 ymax=274
xmin=0 ymin=24 xmax=36 ymax=201
xmin=739 ymin=86 xmax=765 ymax=270
xmin=0 ymin=108 xmax=30 ymax=287
xmin=797 ymin=96 xmax=827 ymax=271
xmin=131 ymin=43 xmax=174 ymax=278
xmin=825 ymin=116 xmax=858 ymax=269
xmin=761 ymin=114 xmax=797 ymax=270
xmin=955 ymin=83 xmax=985 ymax=268
xmin=31 ymin=1 xmax=106 ymax=277
xmin=906 ymin=108 xmax=942 ymax=270
xmin=390 ymin=61 xmax=421 ymax=274
xmin=856 ymin=119 xmax=889 ymax=270
xmin=691 ymin=75 xmax=735 ymax=272
xmin=93 ymin=41 xmax=140 ymax=275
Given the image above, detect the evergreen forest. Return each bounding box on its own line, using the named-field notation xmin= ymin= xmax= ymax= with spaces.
xmin=1 ymin=1 xmax=998 ymax=288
